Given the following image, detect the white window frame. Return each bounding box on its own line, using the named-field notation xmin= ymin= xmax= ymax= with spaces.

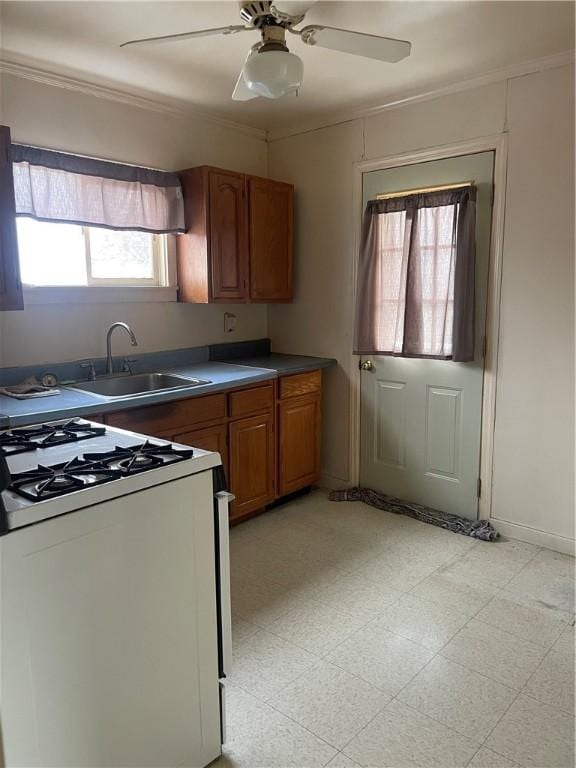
xmin=20 ymin=226 xmax=178 ymax=304
xmin=82 ymin=228 xmax=167 ymax=287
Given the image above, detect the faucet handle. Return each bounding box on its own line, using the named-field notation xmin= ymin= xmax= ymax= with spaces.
xmin=122 ymin=358 xmax=137 ymax=375
xmin=80 ymin=361 xmax=97 ymax=381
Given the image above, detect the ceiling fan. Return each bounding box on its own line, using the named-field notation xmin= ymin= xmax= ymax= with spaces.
xmin=120 ymin=1 xmax=411 ymax=101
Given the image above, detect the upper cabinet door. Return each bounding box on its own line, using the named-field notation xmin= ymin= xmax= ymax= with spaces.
xmin=0 ymin=126 xmax=23 ymax=311
xmin=248 ymin=177 xmax=293 ymax=302
xmin=209 ymin=170 xmax=249 ymax=302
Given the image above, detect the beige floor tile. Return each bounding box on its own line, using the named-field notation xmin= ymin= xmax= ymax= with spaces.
xmin=353 ymin=550 xmax=440 ymax=592
xmin=410 ymin=573 xmax=498 ymax=619
xmin=326 ymin=753 xmax=362 ymax=767
xmin=326 ymin=620 xmax=434 ymax=695
xmin=441 ymin=619 xmax=547 ymax=689
xmin=506 ymin=549 xmax=575 ymax=613
xmin=467 ymin=747 xmax=520 ymax=767
xmin=397 ymin=656 xmax=517 ymax=743
xmin=376 ymin=593 xmax=470 ymax=651
xmin=476 ymin=593 xmax=571 ymax=648
xmin=485 ymin=694 xmax=575 ymax=767
xmin=218 ymin=701 xmax=337 ymax=767
xmin=223 ymin=683 xmax=265 ymax=730
xmin=314 ymin=571 xmax=403 ymax=621
xmin=524 ymin=649 xmax=575 ymax=714
xmin=232 ymin=617 xmax=259 ymax=646
xmin=232 ymin=569 xmax=332 ymax=627
xmin=437 ymin=539 xmax=539 ymax=590
xmin=343 ymin=698 xmax=478 ymax=767
xmin=266 ymin=597 xmax=371 ymax=655
xmin=552 ymin=623 xmax=575 ymax=661
xmin=230 ymin=628 xmax=318 ymax=700
xmin=354 ymin=535 xmax=470 ymax=592
xmin=227 ymin=494 xmax=574 ymax=768
xmin=270 ymin=660 xmax=391 ymax=750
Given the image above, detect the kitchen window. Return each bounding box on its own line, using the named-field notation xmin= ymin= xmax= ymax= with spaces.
xmin=8 ymin=141 xmax=184 ymax=305
xmin=16 ymin=218 xmax=169 ymax=288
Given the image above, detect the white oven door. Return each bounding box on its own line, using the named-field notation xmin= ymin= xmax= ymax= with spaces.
xmin=1 ymin=471 xmax=221 ymax=768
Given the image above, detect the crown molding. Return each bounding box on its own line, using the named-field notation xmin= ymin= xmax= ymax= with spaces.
xmin=267 ymin=49 xmax=575 ymax=142
xmin=0 ymin=56 xmax=268 ymax=140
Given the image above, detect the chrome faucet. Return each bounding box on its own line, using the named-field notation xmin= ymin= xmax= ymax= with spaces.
xmin=106 ymin=323 xmax=138 ymax=375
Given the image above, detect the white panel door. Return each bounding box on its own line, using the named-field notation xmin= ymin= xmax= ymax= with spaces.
xmin=360 ymin=152 xmax=494 ymax=520
xmin=1 ymin=473 xmax=222 ymax=768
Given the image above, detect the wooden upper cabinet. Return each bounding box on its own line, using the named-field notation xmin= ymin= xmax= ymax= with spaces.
xmin=209 ymin=170 xmax=249 ymax=301
xmin=0 ymin=126 xmax=23 ymax=311
xmin=176 ymin=165 xmax=293 ymax=304
xmin=248 ymin=177 xmax=293 ymax=302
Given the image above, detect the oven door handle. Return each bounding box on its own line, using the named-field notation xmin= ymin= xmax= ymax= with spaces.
xmin=215 ymin=490 xmax=234 ymax=679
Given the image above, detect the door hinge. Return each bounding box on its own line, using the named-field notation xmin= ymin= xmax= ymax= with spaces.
xmin=482 ymin=336 xmax=487 ymax=359
xmin=477 ymin=477 xmax=482 ymax=498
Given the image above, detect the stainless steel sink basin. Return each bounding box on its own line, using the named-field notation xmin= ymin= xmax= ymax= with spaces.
xmin=69 ymin=373 xmax=211 ymax=399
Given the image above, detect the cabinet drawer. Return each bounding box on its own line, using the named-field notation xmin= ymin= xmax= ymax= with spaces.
xmin=106 ymin=393 xmax=226 ymax=435
xmin=229 ymin=384 xmax=274 ymax=418
xmin=279 ymin=370 xmax=321 ymax=400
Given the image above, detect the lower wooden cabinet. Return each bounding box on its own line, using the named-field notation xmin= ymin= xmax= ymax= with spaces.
xmin=278 ymin=394 xmax=321 ymax=496
xmin=173 ymin=424 xmax=228 ymax=475
xmin=103 ymin=371 xmax=323 ymax=524
xmin=228 ymin=412 xmax=275 ymax=521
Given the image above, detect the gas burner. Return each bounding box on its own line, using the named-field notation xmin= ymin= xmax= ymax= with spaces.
xmin=9 ymin=457 xmax=120 ymax=502
xmin=0 ymin=420 xmax=106 ymax=456
xmin=85 ymin=441 xmax=194 ymax=476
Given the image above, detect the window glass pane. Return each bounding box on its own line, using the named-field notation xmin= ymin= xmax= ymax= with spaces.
xmin=16 ymin=218 xmax=87 ymax=286
xmin=88 ymin=228 xmax=155 ymax=280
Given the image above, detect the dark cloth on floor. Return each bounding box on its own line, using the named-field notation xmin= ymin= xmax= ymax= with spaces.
xmin=329 ymin=487 xmax=499 ymax=542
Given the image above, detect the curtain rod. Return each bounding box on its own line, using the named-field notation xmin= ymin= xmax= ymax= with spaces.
xmin=376 ymin=181 xmax=474 ymax=200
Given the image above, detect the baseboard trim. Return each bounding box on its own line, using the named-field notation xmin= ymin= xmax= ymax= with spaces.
xmin=491 ymin=518 xmax=575 ymax=555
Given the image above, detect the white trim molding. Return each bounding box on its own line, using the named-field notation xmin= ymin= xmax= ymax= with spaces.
xmin=350 ymin=133 xmax=508 ymax=524
xmin=268 ymin=49 xmax=574 ymax=141
xmin=0 ymin=55 xmax=267 ymax=140
xmin=491 ymin=519 xmax=575 ymax=557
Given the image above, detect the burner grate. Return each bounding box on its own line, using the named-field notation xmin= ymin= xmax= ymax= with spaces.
xmin=0 ymin=419 xmax=106 ymax=456
xmin=8 ymin=440 xmax=194 ymax=501
xmin=9 ymin=457 xmax=121 ymax=502
xmin=85 ymin=441 xmax=194 ymax=476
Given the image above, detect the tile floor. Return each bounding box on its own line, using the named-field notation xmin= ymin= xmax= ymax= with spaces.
xmin=216 ymin=490 xmax=575 ymax=768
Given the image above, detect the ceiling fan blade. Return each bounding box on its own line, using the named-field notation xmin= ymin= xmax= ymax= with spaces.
xmin=120 ymin=25 xmax=249 ymax=48
xmin=232 ymin=70 xmax=259 ymax=101
xmin=298 ymin=25 xmax=411 ymax=63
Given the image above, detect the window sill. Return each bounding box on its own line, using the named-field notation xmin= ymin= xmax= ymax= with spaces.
xmin=23 ymin=286 xmax=179 ymax=305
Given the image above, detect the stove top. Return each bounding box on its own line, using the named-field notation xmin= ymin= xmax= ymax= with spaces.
xmin=0 ymin=418 xmax=221 ymax=532
xmin=9 ymin=441 xmax=195 ymax=502
xmin=0 ymin=419 xmax=106 ymax=456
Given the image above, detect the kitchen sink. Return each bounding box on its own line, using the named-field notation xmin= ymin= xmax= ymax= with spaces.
xmin=68 ymin=372 xmax=211 ymax=399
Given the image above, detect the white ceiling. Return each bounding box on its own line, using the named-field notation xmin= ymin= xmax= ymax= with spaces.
xmin=1 ymin=1 xmax=574 ymax=132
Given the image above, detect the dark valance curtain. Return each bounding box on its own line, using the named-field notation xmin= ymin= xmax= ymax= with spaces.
xmin=10 ymin=144 xmax=185 ymax=234
xmin=354 ymin=186 xmax=477 ymax=362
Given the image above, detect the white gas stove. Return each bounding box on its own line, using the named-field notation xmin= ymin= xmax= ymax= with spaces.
xmin=0 ymin=418 xmax=232 ymax=768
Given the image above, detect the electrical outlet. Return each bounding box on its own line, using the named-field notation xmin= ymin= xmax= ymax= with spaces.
xmin=224 ymin=312 xmax=237 ymax=334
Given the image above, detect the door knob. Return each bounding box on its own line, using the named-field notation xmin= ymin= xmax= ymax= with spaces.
xmin=359 ymin=359 xmax=374 ymax=371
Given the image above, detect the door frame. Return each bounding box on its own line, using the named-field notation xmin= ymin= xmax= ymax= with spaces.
xmin=350 ymin=133 xmax=508 ymax=521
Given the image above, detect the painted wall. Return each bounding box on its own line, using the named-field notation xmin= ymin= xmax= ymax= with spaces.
xmin=268 ymin=66 xmax=575 ymax=551
xmin=0 ymin=74 xmax=268 ymax=366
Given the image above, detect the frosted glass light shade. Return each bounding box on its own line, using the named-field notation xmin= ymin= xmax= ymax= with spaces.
xmin=243 ymin=50 xmax=303 ymax=99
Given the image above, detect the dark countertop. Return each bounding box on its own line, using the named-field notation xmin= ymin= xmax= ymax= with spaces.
xmin=0 ymin=353 xmax=336 ymax=428
xmin=224 ymin=353 xmax=336 ymax=374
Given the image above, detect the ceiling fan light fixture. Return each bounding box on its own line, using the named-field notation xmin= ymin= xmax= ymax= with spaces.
xmin=243 ymin=49 xmax=303 ymax=99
